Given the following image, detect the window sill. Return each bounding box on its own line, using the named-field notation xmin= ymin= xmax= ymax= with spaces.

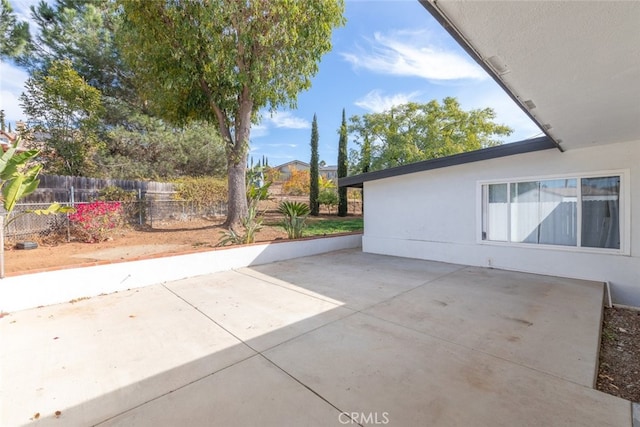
xmin=478 ymin=239 xmax=629 ymax=256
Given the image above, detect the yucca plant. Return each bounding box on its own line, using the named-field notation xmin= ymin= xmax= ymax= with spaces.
xmin=217 ymin=180 xmax=266 ymax=246
xmin=278 ymin=201 xmax=311 ymax=239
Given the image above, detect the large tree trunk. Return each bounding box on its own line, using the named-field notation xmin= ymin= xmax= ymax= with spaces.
xmin=225 ymin=155 xmax=248 ymax=230
xmin=223 ymin=85 xmax=252 ymax=230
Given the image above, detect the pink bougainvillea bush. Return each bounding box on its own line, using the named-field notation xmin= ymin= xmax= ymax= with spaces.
xmin=68 ymin=201 xmax=125 ymax=243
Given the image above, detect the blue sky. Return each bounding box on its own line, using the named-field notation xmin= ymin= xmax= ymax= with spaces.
xmin=0 ymin=0 xmax=542 ymax=168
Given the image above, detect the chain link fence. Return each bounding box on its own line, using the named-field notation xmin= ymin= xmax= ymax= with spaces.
xmin=0 ymin=175 xmax=229 ymax=277
xmin=1 ymin=198 xmax=228 ymax=245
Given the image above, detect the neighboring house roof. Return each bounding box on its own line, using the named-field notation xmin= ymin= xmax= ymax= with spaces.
xmin=274 ymin=160 xmax=310 ymax=170
xmin=420 ymin=0 xmax=640 ymax=151
xmin=273 ymin=161 xmax=337 ymax=171
xmin=339 ymin=136 xmax=556 ymax=188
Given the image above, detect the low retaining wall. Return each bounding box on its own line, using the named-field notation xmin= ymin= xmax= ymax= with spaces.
xmin=0 ymin=234 xmax=362 ymax=313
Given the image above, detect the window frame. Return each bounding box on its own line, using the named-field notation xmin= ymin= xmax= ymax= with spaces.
xmin=477 ymin=169 xmax=630 ymax=255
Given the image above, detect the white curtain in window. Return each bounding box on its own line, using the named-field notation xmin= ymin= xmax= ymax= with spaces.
xmin=510 ymin=179 xmax=577 ymax=246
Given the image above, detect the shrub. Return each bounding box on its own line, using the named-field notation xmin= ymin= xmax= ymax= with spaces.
xmin=263 ymin=166 xmax=281 ymax=183
xmin=173 ymin=177 xmax=228 ymax=209
xmin=318 ymin=189 xmax=338 ymax=214
xmin=98 ymin=185 xmax=137 ymax=202
xmin=282 ymin=167 xmax=310 ymax=196
xmin=319 ymin=176 xmax=336 ymax=191
xmin=278 ymin=201 xmax=310 ymax=239
xmin=69 ymin=201 xmax=125 ymax=243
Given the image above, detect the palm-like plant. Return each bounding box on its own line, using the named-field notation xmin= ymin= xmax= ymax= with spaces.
xmin=217 ymin=180 xmax=267 ymax=246
xmin=278 ymin=201 xmax=311 ymax=239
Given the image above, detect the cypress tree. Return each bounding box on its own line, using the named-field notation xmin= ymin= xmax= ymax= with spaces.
xmin=309 ymin=114 xmax=320 ymax=216
xmin=337 ymin=108 xmax=348 ymax=216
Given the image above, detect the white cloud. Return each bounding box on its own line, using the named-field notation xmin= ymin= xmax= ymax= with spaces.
xmin=342 ymin=30 xmax=486 ymax=81
xmin=264 ymin=143 xmax=297 ymax=148
xmin=11 ymin=0 xmax=37 ymax=20
xmin=251 ymin=123 xmax=269 ymax=138
xmin=252 ymin=111 xmax=310 ymax=138
xmin=11 ymin=0 xmax=44 ymax=40
xmin=0 ymin=62 xmax=29 ymax=123
xmin=267 ymin=111 xmax=311 ymax=129
xmin=354 ymin=90 xmax=420 ymax=113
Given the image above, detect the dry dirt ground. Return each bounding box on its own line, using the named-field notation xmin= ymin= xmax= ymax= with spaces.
xmin=4 ymin=215 xmax=290 ymax=274
xmin=597 ymin=306 xmax=640 ymax=402
xmin=4 ymin=187 xmax=363 ymax=275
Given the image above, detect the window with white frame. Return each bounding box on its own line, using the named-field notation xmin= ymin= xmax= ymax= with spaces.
xmin=481 ymin=174 xmax=622 ymax=250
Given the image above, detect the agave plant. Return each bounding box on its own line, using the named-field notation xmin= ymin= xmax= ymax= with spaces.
xmin=278 ymin=200 xmax=311 ymax=239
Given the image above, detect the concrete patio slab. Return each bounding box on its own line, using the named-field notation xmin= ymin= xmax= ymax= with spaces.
xmin=247 ymin=249 xmax=463 ymax=310
xmin=0 ymin=249 xmax=631 ymax=426
xmin=99 ymin=355 xmax=343 ymax=426
xmin=0 ymin=285 xmax=255 ymax=426
xmin=164 ymin=270 xmax=354 ymax=352
xmin=364 ymin=266 xmax=605 ymax=387
xmin=264 ymin=312 xmax=629 ymax=426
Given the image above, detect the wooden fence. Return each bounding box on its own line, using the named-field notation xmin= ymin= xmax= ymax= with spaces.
xmin=21 ymin=175 xmax=177 ymax=203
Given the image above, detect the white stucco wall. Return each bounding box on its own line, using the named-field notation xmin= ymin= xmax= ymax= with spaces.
xmin=363 ymin=140 xmax=640 ymax=305
xmin=0 ymin=234 xmax=362 ymax=313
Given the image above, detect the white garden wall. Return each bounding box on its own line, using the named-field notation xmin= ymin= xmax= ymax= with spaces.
xmin=363 ymin=140 xmax=640 ymax=305
xmin=0 ymin=234 xmax=362 ymax=313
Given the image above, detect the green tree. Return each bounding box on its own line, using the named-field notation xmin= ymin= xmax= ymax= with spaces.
xmin=117 ymin=0 xmax=345 ymax=228
xmin=0 ymin=0 xmax=30 ymax=59
xmin=349 ymin=98 xmax=513 ymax=172
xmin=348 ymin=114 xmax=373 ymax=175
xmin=19 ymin=59 xmax=104 ymax=176
xmin=101 ymin=116 xmax=227 ymax=179
xmin=309 ymin=114 xmax=320 ymax=216
xmin=25 ymin=0 xmax=131 ymax=101
xmin=337 ymin=108 xmax=348 ymax=217
xmin=21 ymin=0 xmax=224 ymax=180
xmin=318 ymin=188 xmax=338 ymax=214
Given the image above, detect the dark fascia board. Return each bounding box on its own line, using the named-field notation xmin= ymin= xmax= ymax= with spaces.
xmin=418 ymin=0 xmax=563 ymax=152
xmin=339 ymin=136 xmax=556 ymax=188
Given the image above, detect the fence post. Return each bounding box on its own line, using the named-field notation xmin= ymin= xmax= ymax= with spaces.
xmin=0 ymin=215 xmax=5 ymax=279
xmin=70 ymin=186 xmax=75 ymax=206
xmin=149 ymin=197 xmax=153 ymax=228
xmin=138 ymin=188 xmax=142 ymax=225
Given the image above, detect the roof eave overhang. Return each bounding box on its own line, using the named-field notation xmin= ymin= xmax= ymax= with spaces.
xmin=418 ymin=0 xmax=563 ymax=152
xmin=339 ymin=136 xmax=556 ymax=188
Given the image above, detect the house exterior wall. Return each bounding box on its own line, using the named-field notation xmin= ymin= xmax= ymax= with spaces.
xmin=320 ymin=167 xmax=338 ymax=180
xmin=363 ymin=139 xmax=640 ymax=305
